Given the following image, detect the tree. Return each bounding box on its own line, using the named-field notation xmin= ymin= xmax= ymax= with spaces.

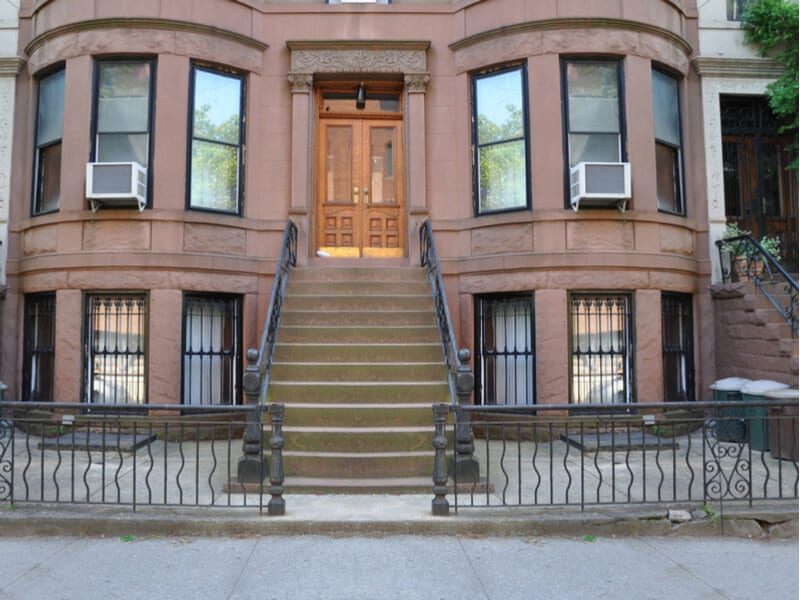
xmin=741 ymin=0 xmax=799 ymax=165
xmin=477 ymin=104 xmax=526 ymax=212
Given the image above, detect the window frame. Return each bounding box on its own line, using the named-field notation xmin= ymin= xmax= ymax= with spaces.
xmin=568 ymin=292 xmax=635 ymax=406
xmin=83 ymin=292 xmax=148 ymax=405
xmin=90 ymin=57 xmax=156 ymax=209
xmin=187 ymin=63 xmax=247 ymax=215
xmin=561 ymin=58 xmax=627 ymax=209
xmin=652 ymin=67 xmax=686 ymax=216
xmin=471 ymin=63 xmax=531 ymax=216
xmin=22 ymin=292 xmax=56 ymax=402
xmin=181 ymin=293 xmax=243 ymax=406
xmin=32 ymin=66 xmax=66 ymax=216
xmin=661 ymin=292 xmax=695 ymax=403
xmin=474 ymin=293 xmax=536 ymax=406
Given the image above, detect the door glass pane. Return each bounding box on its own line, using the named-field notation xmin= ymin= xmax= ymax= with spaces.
xmin=369 ymin=127 xmax=396 ymax=204
xmin=326 ymin=126 xmax=353 ymax=203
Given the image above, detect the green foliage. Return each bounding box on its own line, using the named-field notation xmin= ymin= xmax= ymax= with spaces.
xmin=741 ymin=0 xmax=799 ymax=165
xmin=477 ymin=105 xmax=526 ymax=212
xmin=191 ymin=104 xmax=241 ymax=211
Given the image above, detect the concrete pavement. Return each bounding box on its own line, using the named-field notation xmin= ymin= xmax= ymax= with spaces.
xmin=0 ymin=534 xmax=796 ymax=599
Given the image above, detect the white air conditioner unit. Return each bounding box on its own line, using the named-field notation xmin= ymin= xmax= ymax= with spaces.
xmin=86 ymin=162 xmax=147 ymax=212
xmin=570 ymin=162 xmax=631 ymax=212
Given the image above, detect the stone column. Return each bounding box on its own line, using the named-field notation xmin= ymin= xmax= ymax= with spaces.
xmin=288 ymin=73 xmax=313 ymax=264
xmin=405 ymin=73 xmax=429 ymax=264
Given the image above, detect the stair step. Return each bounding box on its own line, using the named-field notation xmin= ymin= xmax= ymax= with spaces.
xmin=277 ymin=325 xmax=440 ymax=344
xmin=283 ymin=403 xmax=435 ymax=427
xmin=283 ymin=295 xmax=433 ymax=311
xmin=281 ymin=310 xmax=436 ymax=327
xmin=283 ymin=426 xmax=440 ymax=453
xmin=286 ymin=280 xmax=431 ymax=295
xmin=267 ymin=381 xmax=450 ymax=404
xmin=273 ymin=343 xmax=443 ymax=363
xmin=283 ymin=451 xmax=434 ymax=478
xmin=291 ymin=267 xmax=428 ymax=283
xmin=271 ymin=362 xmax=446 ymax=382
xmin=282 ymin=476 xmax=436 ymax=494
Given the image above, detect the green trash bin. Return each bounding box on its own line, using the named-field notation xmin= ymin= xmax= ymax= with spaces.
xmin=767 ymin=388 xmax=799 ymax=461
xmin=710 ymin=377 xmax=751 ymax=443
xmin=741 ymin=380 xmax=789 ymax=451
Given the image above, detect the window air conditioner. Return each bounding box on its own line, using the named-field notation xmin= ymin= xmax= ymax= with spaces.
xmin=569 ymin=162 xmax=631 ymax=212
xmin=86 ymin=162 xmax=147 ymax=212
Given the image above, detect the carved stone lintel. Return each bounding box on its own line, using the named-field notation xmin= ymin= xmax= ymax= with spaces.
xmin=287 ymin=73 xmax=313 ymax=93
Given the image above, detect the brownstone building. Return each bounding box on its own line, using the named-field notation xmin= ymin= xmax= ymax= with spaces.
xmin=2 ymin=0 xmax=714 ymax=413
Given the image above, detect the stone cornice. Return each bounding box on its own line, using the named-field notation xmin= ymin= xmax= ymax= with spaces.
xmin=692 ymin=57 xmax=784 ymax=79
xmin=449 ymin=18 xmax=693 ymax=57
xmin=0 ymin=57 xmax=25 ymax=77
xmin=24 ymin=18 xmax=267 ymax=58
xmin=287 ymin=40 xmax=431 ymax=53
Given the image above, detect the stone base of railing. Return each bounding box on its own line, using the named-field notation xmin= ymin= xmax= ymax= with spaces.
xmin=237 ymin=456 xmax=268 ymax=484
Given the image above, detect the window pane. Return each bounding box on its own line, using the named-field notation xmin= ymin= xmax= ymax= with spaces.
xmin=193 ymin=69 xmax=242 ymax=145
xmin=568 ymin=133 xmax=620 ymax=165
xmin=183 ymin=295 xmax=241 ymax=406
xmin=653 ymin=71 xmax=680 ymax=146
xmin=656 ymin=142 xmax=679 ymax=212
xmin=37 ymin=70 xmax=65 ymax=146
xmin=567 ymin=62 xmax=619 ymax=133
xmin=570 ymin=294 xmax=632 ymax=405
xmin=97 ymin=133 xmax=148 ymax=165
xmin=191 ymin=140 xmax=239 ymax=211
xmin=478 ymin=295 xmax=535 ymax=406
xmin=476 ymin=69 xmax=524 ymax=144
xmin=662 ymin=294 xmax=694 ymax=402
xmin=37 ymin=143 xmax=62 ymax=213
xmin=22 ymin=293 xmax=56 ymax=402
xmin=478 ymin=139 xmax=526 ymax=212
xmin=97 ymin=62 xmax=150 ymax=133
xmin=87 ymin=295 xmax=147 ymax=405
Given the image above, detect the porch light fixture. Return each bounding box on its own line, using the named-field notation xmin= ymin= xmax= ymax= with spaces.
xmin=356 ymin=82 xmax=366 ymax=109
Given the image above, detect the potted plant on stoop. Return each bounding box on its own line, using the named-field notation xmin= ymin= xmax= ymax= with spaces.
xmin=720 ymin=221 xmax=752 ymax=279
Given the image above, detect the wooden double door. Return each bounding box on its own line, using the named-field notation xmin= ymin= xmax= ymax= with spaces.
xmin=317 ymin=117 xmax=405 ymax=258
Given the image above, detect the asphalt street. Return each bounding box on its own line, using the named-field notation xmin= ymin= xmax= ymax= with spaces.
xmin=0 ymin=534 xmax=796 ymax=600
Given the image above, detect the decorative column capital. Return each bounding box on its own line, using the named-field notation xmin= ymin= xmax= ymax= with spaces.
xmin=404 ymin=73 xmax=430 ymax=93
xmin=287 ymin=72 xmax=313 ymax=93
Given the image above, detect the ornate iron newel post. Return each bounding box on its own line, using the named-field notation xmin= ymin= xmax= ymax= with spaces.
xmin=238 ymin=349 xmax=268 ymax=483
xmin=451 ymin=349 xmax=479 ymax=481
xmin=432 ymin=403 xmax=450 ymax=516
xmin=267 ymin=403 xmax=286 ymax=516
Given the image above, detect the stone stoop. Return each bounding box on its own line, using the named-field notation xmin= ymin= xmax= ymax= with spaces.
xmin=266 ymin=265 xmax=451 ymax=493
xmin=711 ymin=280 xmax=799 ymax=384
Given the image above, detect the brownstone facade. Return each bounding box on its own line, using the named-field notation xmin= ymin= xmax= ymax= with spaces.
xmin=2 ymin=0 xmax=716 ymax=407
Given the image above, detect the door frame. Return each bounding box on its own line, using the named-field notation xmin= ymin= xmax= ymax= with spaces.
xmin=314 ymin=80 xmax=407 ymax=258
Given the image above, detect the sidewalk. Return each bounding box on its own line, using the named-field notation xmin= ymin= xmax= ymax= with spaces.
xmin=0 ymin=533 xmax=797 ymax=600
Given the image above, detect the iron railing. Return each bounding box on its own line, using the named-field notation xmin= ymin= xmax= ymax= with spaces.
xmin=0 ymin=401 xmax=289 ymax=513
xmin=445 ymin=400 xmax=798 ymax=516
xmin=420 ymin=221 xmax=479 ymax=505
xmin=254 ymin=220 xmax=298 ymax=404
xmin=716 ymin=234 xmax=798 ymax=335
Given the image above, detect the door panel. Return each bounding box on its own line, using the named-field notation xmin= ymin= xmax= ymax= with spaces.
xmin=318 ymin=118 xmax=404 ymax=257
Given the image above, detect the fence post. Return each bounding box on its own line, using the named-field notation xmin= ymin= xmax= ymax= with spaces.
xmin=451 ymin=349 xmax=479 ymax=481
xmin=432 ymin=403 xmax=450 ymax=516
xmin=238 ymin=349 xmax=268 ymax=483
xmin=267 ymin=403 xmax=286 ymax=516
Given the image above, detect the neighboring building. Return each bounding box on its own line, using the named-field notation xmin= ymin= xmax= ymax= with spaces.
xmin=3 ymin=0 xmax=710 ymax=410
xmin=696 ymin=0 xmax=798 ymax=279
xmin=0 ymin=1 xmax=22 ymax=375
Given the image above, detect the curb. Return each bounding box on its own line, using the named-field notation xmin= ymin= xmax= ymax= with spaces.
xmin=1 ymin=503 xmax=796 ymax=540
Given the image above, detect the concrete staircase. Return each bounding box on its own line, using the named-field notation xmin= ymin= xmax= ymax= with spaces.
xmin=266 ymin=265 xmax=450 ymax=493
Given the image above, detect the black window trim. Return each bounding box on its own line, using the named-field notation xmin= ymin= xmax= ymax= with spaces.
xmin=89 ymin=56 xmax=157 ymax=210
xmin=653 ymin=65 xmax=686 ymax=217
xmin=560 ymin=57 xmax=628 ymax=210
xmin=186 ymin=61 xmax=247 ymax=216
xmin=31 ymin=64 xmax=66 ymax=217
xmin=471 ymin=62 xmax=531 ymax=217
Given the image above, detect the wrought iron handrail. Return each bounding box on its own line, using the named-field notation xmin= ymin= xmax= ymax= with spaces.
xmin=419 ymin=219 xmax=463 ymax=405
xmin=254 ymin=220 xmax=298 ymax=404
xmin=716 ymin=234 xmax=798 ymax=334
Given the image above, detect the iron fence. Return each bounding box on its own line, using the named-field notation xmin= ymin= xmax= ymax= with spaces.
xmin=449 ymin=400 xmax=798 ymax=513
xmin=0 ymin=402 xmax=280 ymax=513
